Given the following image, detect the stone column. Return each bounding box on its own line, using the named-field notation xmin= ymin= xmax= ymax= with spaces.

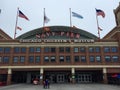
xmin=7 ymin=68 xmax=12 ymax=85
xmin=71 ymin=68 xmax=75 ymax=84
xmin=40 ymin=68 xmax=44 ymax=84
xmin=103 ymin=68 xmax=108 ymax=84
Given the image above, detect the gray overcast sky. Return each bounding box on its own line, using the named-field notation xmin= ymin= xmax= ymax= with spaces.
xmin=0 ymin=0 xmax=120 ymax=39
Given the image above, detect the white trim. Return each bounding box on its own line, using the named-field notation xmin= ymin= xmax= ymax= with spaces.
xmin=71 ymin=68 xmax=75 ymax=74
xmin=103 ymin=68 xmax=107 ymax=73
xmin=8 ymin=68 xmax=12 ymax=74
xmin=0 ymin=65 xmax=120 ymax=69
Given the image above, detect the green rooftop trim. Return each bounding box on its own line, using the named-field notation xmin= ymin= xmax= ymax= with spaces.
xmin=16 ymin=26 xmax=98 ymax=39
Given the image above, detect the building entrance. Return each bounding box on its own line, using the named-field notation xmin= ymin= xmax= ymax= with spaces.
xmin=44 ymin=71 xmax=70 ymax=83
xmin=76 ymin=74 xmax=92 ymax=83
xmin=76 ymin=70 xmax=103 ymax=83
xmin=57 ymin=74 xmax=65 ymax=83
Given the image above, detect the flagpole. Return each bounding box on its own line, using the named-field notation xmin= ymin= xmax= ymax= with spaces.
xmin=95 ymin=9 xmax=100 ymax=39
xmin=14 ymin=7 xmax=19 ymax=39
xmin=69 ymin=8 xmax=72 ymax=40
xmin=69 ymin=8 xmax=72 ymax=27
xmin=43 ymin=8 xmax=45 ymax=27
xmin=41 ymin=8 xmax=45 ymax=40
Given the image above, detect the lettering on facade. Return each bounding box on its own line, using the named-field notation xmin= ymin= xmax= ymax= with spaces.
xmin=19 ymin=39 xmax=94 ymax=43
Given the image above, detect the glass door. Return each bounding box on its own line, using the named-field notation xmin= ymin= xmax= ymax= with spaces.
xmin=77 ymin=74 xmax=92 ymax=83
xmin=57 ymin=74 xmax=65 ymax=83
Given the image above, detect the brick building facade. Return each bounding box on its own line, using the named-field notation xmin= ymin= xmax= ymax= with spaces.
xmin=0 ymin=4 xmax=120 ymax=85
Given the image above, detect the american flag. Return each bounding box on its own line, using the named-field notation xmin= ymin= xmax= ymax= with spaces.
xmin=96 ymin=9 xmax=105 ymax=18
xmin=98 ymin=26 xmax=103 ymax=31
xmin=18 ymin=10 xmax=29 ymax=20
xmin=17 ymin=26 xmax=22 ymax=30
xmin=44 ymin=14 xmax=50 ymax=23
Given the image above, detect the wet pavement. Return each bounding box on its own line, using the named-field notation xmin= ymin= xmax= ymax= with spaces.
xmin=0 ymin=84 xmax=120 ymax=90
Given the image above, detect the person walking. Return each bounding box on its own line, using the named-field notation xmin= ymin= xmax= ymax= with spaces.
xmin=43 ymin=80 xmax=46 ymax=89
xmin=47 ymin=79 xmax=50 ymax=88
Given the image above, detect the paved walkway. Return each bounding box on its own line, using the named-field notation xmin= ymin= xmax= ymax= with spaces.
xmin=0 ymin=84 xmax=120 ymax=90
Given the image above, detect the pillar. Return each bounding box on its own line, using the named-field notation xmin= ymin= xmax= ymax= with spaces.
xmin=7 ymin=68 xmax=12 ymax=85
xmin=71 ymin=68 xmax=75 ymax=84
xmin=40 ymin=68 xmax=44 ymax=84
xmin=103 ymin=68 xmax=108 ymax=84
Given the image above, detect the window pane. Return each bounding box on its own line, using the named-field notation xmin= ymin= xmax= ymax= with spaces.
xmin=4 ymin=47 xmax=11 ymax=53
xmin=105 ymin=56 xmax=111 ymax=62
xmin=66 ymin=47 xmax=70 ymax=53
xmin=66 ymin=56 xmax=71 ymax=62
xmin=74 ymin=47 xmax=79 ymax=52
xmin=29 ymin=56 xmax=34 ymax=63
xmin=80 ymin=47 xmax=86 ymax=53
xmin=81 ymin=56 xmax=86 ymax=62
xmin=59 ymin=47 xmax=64 ymax=52
xmin=50 ymin=56 xmax=56 ymax=62
xmin=95 ymin=47 xmax=100 ymax=52
xmin=36 ymin=47 xmax=41 ymax=52
xmin=14 ymin=47 xmax=20 ymax=53
xmin=89 ymin=47 xmax=94 ymax=52
xmin=21 ymin=47 xmax=26 ymax=53
xmin=3 ymin=56 xmax=9 ymax=63
xmin=104 ymin=47 xmax=110 ymax=53
xmin=20 ymin=56 xmax=25 ymax=63
xmin=29 ymin=47 xmax=34 ymax=53
xmin=13 ymin=56 xmax=19 ymax=63
xmin=36 ymin=56 xmax=40 ymax=62
xmin=44 ymin=56 xmax=49 ymax=62
xmin=59 ymin=56 xmax=64 ymax=62
xmin=90 ymin=56 xmax=95 ymax=62
xmin=74 ymin=56 xmax=79 ymax=62
xmin=44 ymin=47 xmax=49 ymax=52
xmin=0 ymin=47 xmax=3 ymax=53
xmin=96 ymin=56 xmax=101 ymax=62
xmin=112 ymin=56 xmax=119 ymax=62
xmin=111 ymin=47 xmax=117 ymax=53
xmin=51 ymin=47 xmax=56 ymax=53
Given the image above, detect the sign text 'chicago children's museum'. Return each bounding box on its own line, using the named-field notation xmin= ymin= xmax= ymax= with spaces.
xmin=20 ymin=39 xmax=94 ymax=43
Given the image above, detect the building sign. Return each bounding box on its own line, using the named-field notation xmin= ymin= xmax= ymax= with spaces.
xmin=20 ymin=39 xmax=94 ymax=43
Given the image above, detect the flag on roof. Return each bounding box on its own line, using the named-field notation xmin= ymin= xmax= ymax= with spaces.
xmin=98 ymin=26 xmax=103 ymax=31
xmin=17 ymin=26 xmax=22 ymax=30
xmin=72 ymin=12 xmax=83 ymax=19
xmin=96 ymin=9 xmax=105 ymax=18
xmin=44 ymin=14 xmax=50 ymax=23
xmin=18 ymin=10 xmax=29 ymax=20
